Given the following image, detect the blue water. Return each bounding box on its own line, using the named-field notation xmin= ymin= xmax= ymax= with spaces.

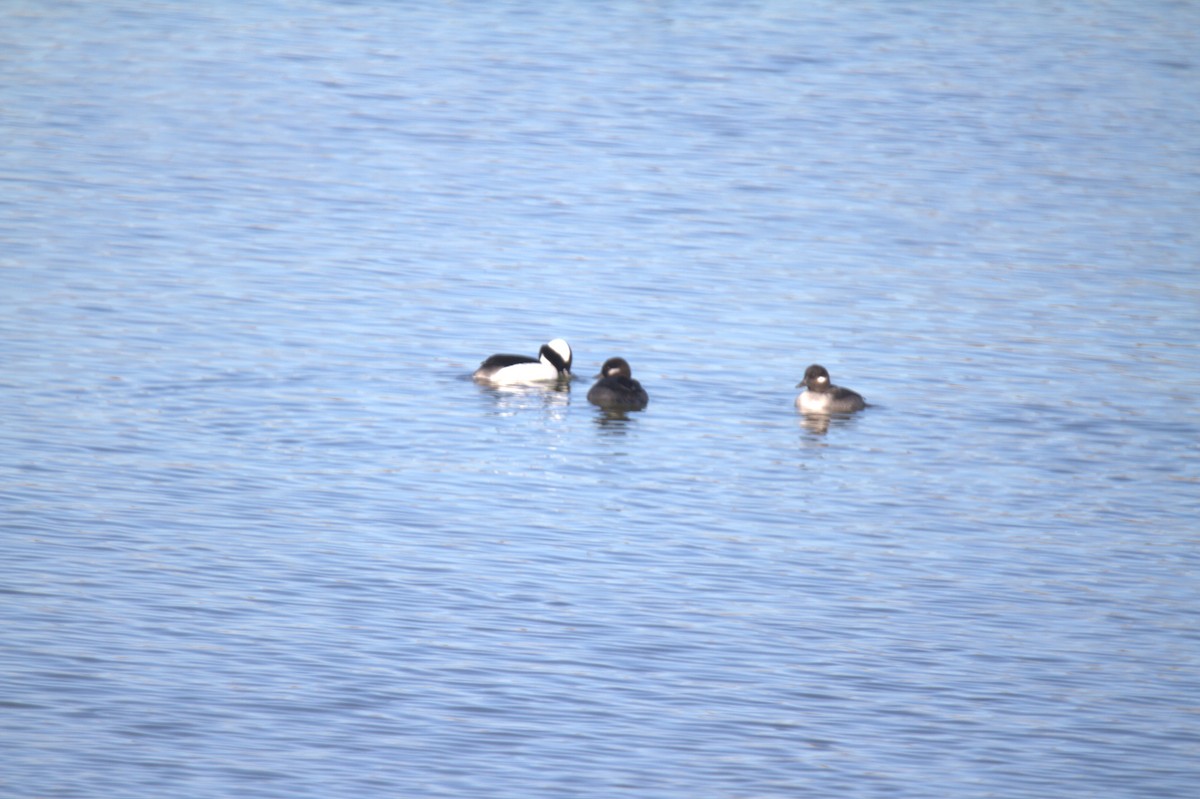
xmin=3 ymin=1 xmax=1199 ymax=797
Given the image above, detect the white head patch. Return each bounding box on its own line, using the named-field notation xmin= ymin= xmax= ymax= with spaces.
xmin=546 ymin=338 xmax=571 ymax=360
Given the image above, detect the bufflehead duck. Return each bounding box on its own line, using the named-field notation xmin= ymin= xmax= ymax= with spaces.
xmin=795 ymin=364 xmax=866 ymax=413
xmin=587 ymin=357 xmax=649 ymax=410
xmin=473 ymin=338 xmax=573 ymax=385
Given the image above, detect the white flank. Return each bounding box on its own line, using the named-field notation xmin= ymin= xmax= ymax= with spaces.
xmin=477 ymin=360 xmax=561 ymax=386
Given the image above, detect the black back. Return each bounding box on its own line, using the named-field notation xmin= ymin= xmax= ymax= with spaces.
xmin=477 ymin=353 xmax=537 ymax=369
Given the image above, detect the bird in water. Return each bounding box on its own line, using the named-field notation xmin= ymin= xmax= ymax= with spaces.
xmin=472 ymin=338 xmax=572 ymax=385
xmin=795 ymin=364 xmax=866 ymax=413
xmin=587 ymin=357 xmax=648 ymax=410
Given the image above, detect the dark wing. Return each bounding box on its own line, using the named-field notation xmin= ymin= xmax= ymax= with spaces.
xmin=477 ymin=353 xmax=537 ymax=369
xmin=831 ymin=385 xmax=867 ymax=409
xmin=587 ymin=377 xmax=648 ymax=410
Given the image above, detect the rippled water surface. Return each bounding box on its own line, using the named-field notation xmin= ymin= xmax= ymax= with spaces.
xmin=3 ymin=2 xmax=1199 ymax=797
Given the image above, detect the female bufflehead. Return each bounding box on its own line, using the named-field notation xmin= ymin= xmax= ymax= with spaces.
xmin=473 ymin=338 xmax=573 ymax=385
xmin=795 ymin=364 xmax=866 ymax=413
xmin=587 ymin=357 xmax=649 ymax=410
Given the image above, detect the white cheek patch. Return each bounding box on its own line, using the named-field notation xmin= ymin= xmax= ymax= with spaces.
xmin=816 ymin=375 xmax=828 ymax=384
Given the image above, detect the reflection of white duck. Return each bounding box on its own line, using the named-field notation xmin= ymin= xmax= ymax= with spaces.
xmin=795 ymin=364 xmax=866 ymax=414
xmin=488 ymin=384 xmax=570 ymax=417
xmin=472 ymin=339 xmax=573 ymax=385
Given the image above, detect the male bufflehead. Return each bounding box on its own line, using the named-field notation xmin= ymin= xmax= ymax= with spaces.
xmin=795 ymin=364 xmax=866 ymax=413
xmin=473 ymin=338 xmax=573 ymax=385
xmin=587 ymin=357 xmax=649 ymax=410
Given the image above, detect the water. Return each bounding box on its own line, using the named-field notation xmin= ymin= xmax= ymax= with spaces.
xmin=3 ymin=1 xmax=1199 ymax=797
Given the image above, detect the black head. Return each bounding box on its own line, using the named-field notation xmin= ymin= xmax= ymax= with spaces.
xmin=796 ymin=364 xmax=831 ymax=390
xmin=596 ymin=357 xmax=633 ymax=379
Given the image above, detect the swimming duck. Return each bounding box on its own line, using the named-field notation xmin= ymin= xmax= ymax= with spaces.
xmin=587 ymin=357 xmax=648 ymax=410
xmin=795 ymin=364 xmax=866 ymax=413
xmin=473 ymin=338 xmax=573 ymax=385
